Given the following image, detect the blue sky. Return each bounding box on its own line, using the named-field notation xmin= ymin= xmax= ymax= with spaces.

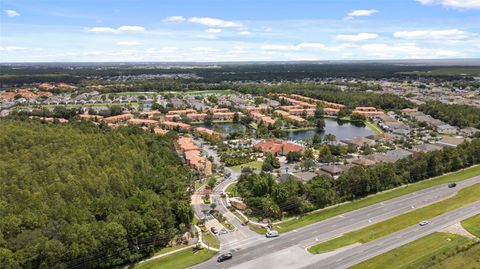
xmin=1 ymin=0 xmax=479 ymax=62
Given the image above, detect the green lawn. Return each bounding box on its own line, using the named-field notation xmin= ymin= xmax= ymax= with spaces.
xmin=230 ymin=160 xmax=263 ymax=172
xmin=275 ymin=165 xmax=480 ymax=233
xmin=201 ymin=230 xmax=220 ymax=249
xmin=461 ymin=214 xmax=480 ymax=238
xmin=427 ymin=243 xmax=480 ymax=269
xmin=154 ymin=244 xmax=189 ymax=256
xmin=174 ymin=89 xmax=237 ymax=95
xmin=135 ymin=248 xmax=216 ymax=269
xmin=364 ymin=120 xmax=384 ymax=135
xmin=225 ymin=182 xmax=238 ymax=196
xmin=350 ymin=232 xmax=477 ymax=269
xmin=308 ymin=183 xmax=480 ymax=254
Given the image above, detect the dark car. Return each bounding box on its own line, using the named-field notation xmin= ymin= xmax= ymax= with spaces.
xmin=448 ymin=182 xmax=457 ymax=188
xmin=217 ymin=253 xmax=233 ymax=263
xmin=210 ymin=227 xmax=218 ymax=234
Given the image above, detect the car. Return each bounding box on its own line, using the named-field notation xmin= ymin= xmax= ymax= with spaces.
xmin=217 ymin=253 xmax=233 ymax=263
xmin=419 ymin=220 xmax=429 ymax=226
xmin=448 ymin=182 xmax=457 ymax=188
xmin=210 ymin=227 xmax=218 ymax=234
xmin=266 ymin=230 xmax=280 ymax=238
xmin=219 ymin=228 xmax=228 ymax=235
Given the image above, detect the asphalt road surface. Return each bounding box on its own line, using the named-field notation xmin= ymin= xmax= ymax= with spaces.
xmin=300 ymin=200 xmax=480 ymax=269
xmin=190 ymin=175 xmax=480 ymax=269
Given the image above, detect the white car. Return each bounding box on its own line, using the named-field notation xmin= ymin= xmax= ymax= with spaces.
xmin=419 ymin=220 xmax=429 ymax=226
xmin=266 ymin=230 xmax=280 ymax=238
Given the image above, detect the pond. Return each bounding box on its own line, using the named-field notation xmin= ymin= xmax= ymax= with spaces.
xmin=285 ymin=119 xmax=374 ymax=141
xmin=194 ymin=122 xmax=246 ymax=134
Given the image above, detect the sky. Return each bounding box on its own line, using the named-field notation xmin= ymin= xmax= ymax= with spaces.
xmin=1 ymin=0 xmax=479 ymax=62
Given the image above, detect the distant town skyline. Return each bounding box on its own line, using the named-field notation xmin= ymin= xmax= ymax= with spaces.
xmin=1 ymin=0 xmax=479 ymax=62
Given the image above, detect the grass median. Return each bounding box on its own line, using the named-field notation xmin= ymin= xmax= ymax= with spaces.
xmin=308 ymin=182 xmax=480 ymax=254
xmin=461 ymin=214 xmax=480 ymax=238
xmin=275 ymin=165 xmax=480 ymax=233
xmin=135 ymin=248 xmax=216 ymax=269
xmin=349 ymin=232 xmax=478 ymax=269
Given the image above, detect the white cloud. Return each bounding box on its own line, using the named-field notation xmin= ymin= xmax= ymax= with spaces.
xmin=260 ymin=44 xmax=298 ymax=51
xmin=239 ymin=31 xmax=251 ymax=35
xmin=117 ymin=41 xmax=142 ymax=46
xmin=347 ymin=9 xmax=378 ymax=18
xmin=188 ymin=17 xmax=243 ymax=28
xmin=297 ymin=42 xmax=326 ymax=49
xmin=261 ymin=43 xmax=326 ymax=51
xmin=196 ymin=34 xmax=218 ymax=39
xmin=5 ymin=10 xmax=20 ymax=17
xmin=117 ymin=25 xmax=145 ymax=31
xmin=360 ymin=42 xmax=462 ymax=59
xmin=416 ymin=0 xmax=480 ymax=9
xmin=0 ymin=46 xmax=26 ymax=51
xmin=192 ymin=47 xmax=219 ymax=52
xmin=163 ymin=16 xmax=186 ymax=23
xmin=206 ymin=28 xmax=222 ymax=33
xmin=393 ymin=29 xmax=470 ymax=40
xmin=87 ymin=25 xmax=145 ymax=33
xmin=145 ymin=47 xmax=178 ymax=54
xmin=336 ymin=33 xmax=379 ymax=42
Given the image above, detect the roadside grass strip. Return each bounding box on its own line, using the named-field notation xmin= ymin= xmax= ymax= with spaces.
xmin=364 ymin=120 xmax=384 ymax=134
xmin=308 ymin=183 xmax=480 ymax=254
xmin=461 ymin=214 xmax=480 ymax=238
xmin=349 ymin=232 xmax=478 ymax=269
xmin=135 ymin=248 xmax=216 ymax=269
xmin=275 ymin=165 xmax=480 ymax=233
xmin=202 ymin=230 xmax=221 ymax=249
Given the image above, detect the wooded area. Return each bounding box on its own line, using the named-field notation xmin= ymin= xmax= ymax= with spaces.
xmin=0 ymin=119 xmax=193 ymax=268
xmin=236 ymin=138 xmax=480 ymax=220
xmin=419 ymin=101 xmax=480 ymax=128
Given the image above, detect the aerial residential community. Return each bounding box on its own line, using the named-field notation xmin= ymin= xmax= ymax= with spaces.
xmin=1 ymin=1 xmax=480 ymax=269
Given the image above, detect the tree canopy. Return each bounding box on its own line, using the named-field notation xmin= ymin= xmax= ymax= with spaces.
xmin=0 ymin=119 xmax=192 ymax=268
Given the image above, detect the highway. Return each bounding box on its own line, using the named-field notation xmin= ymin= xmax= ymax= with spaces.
xmin=300 ymin=200 xmax=480 ymax=269
xmin=190 ymin=175 xmax=480 ymax=269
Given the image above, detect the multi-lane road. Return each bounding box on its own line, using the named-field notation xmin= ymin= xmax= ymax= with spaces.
xmin=191 ymin=174 xmax=480 ymax=269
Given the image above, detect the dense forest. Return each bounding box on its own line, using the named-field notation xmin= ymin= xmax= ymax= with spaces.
xmin=419 ymin=101 xmax=480 ymax=128
xmin=0 ymin=119 xmax=192 ymax=268
xmin=236 ymin=138 xmax=480 ymax=219
xmin=1 ymin=63 xmax=478 ymax=86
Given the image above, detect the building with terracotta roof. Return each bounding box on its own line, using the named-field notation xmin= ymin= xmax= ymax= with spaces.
xmin=79 ymin=114 xmax=104 ymax=120
xmin=127 ymin=118 xmax=158 ymax=126
xmin=254 ymin=139 xmax=304 ymax=156
xmin=186 ymin=113 xmax=208 ymax=121
xmin=177 ymin=136 xmax=212 ymax=175
xmin=140 ymin=111 xmax=162 ymax=118
xmin=153 ymin=127 xmax=169 ymax=135
xmin=323 ymin=107 xmax=340 ymax=116
xmin=195 ymin=127 xmax=220 ymax=138
xmin=102 ymin=114 xmax=133 ymax=123
xmin=167 ymin=109 xmax=196 ymax=115
xmin=352 ymin=107 xmax=385 ymax=117
xmin=160 ymin=121 xmax=191 ymax=130
xmin=288 ymin=108 xmax=316 ymax=116
xmin=251 ymin=112 xmax=276 ymax=126
xmin=212 ymin=112 xmax=238 ymax=120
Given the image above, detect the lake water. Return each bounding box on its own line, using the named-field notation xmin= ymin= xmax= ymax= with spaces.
xmin=196 ymin=119 xmax=373 ymax=141
xmin=285 ymin=119 xmax=374 ymax=141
